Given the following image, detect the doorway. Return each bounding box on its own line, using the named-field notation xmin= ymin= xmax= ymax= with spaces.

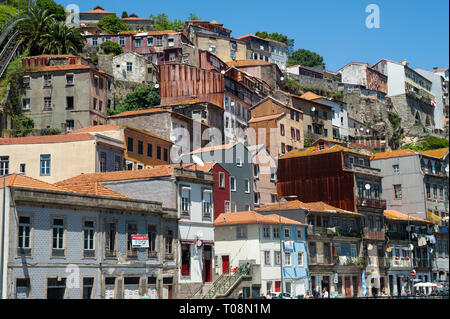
xmin=222 ymin=255 xmax=230 ymax=274
xmin=345 ymin=276 xmax=352 ymax=297
xmin=203 ymin=245 xmax=212 ymax=282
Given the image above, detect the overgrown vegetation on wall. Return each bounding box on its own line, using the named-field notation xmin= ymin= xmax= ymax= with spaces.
xmin=282 ymin=78 xmax=343 ymax=101
xmin=402 ymin=136 xmax=449 ymax=152
xmin=108 ymin=86 xmax=160 ymax=116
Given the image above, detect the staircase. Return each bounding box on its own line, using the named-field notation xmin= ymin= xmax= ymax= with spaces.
xmin=189 ymin=263 xmax=252 ymax=299
xmin=0 ymin=30 xmax=20 ymax=79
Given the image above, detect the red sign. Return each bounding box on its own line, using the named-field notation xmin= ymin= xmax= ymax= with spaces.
xmin=410 ymin=270 xmax=416 ymax=278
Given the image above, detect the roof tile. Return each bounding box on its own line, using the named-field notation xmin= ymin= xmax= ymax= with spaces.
xmin=215 ymin=211 xmax=305 ymax=226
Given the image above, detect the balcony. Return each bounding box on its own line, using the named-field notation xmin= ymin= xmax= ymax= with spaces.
xmin=334 ymin=256 xmax=365 ymax=267
xmin=414 ymin=258 xmax=431 ymax=268
xmin=385 ymin=257 xmax=412 ymax=268
xmin=386 ymin=231 xmax=409 ymax=241
xmin=127 ymin=250 xmax=138 ymax=259
xmin=421 ymin=168 xmax=447 ymax=178
xmin=362 ymin=227 xmax=385 ymax=240
xmin=349 ymin=163 xmax=381 ymax=177
xmin=307 ymin=225 xmax=362 ymax=238
xmin=356 ymin=197 xmax=387 ymax=210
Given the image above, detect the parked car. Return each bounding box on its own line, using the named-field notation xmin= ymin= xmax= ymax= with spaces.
xmin=277 ymin=292 xmax=292 ymax=299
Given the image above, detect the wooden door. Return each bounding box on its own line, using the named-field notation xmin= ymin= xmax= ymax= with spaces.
xmin=222 ymin=255 xmax=230 ymax=274
xmin=345 ymin=276 xmax=351 ymax=297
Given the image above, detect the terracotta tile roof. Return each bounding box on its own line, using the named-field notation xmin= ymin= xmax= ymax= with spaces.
xmin=371 ymin=149 xmax=418 ymax=160
xmin=314 ymin=138 xmax=346 ymax=146
xmin=55 ymin=165 xmax=178 ymax=185
xmin=163 ymin=98 xmax=223 ymax=109
xmin=0 ymin=133 xmax=94 ymax=145
xmin=419 ymin=148 xmax=449 ymax=159
xmin=248 ymin=113 xmax=284 ymax=123
xmin=183 ymin=162 xmax=216 ymax=173
xmin=108 ymin=107 xmax=169 ymax=118
xmin=237 ymin=34 xmax=268 ymax=42
xmin=281 ymin=144 xmax=369 ymax=159
xmin=61 ymin=182 xmax=131 ymax=199
xmin=70 ymin=124 xmax=120 ymax=134
xmin=1 ymin=174 xmax=130 ymax=199
xmin=123 ymin=17 xmax=151 ymax=21
xmin=384 ymin=210 xmax=431 ymax=224
xmin=214 ymin=211 xmax=305 ymax=226
xmin=430 ymin=68 xmax=448 ymax=73
xmin=24 ymin=64 xmax=92 ymax=73
xmin=23 ymin=54 xmax=77 ymax=59
xmin=145 ymin=31 xmax=179 ymax=35
xmin=256 ymin=200 xmax=362 ymax=216
xmin=189 ymin=143 xmax=238 ymax=155
xmin=81 ymin=7 xmax=114 ymax=14
xmin=300 ymin=91 xmax=323 ymax=100
xmin=226 ymin=59 xmax=273 ymax=67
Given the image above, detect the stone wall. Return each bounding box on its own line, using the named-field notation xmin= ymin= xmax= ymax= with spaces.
xmin=286 ymin=73 xmax=340 ymax=92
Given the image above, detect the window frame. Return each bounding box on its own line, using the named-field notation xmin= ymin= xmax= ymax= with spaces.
xmin=82 ymin=218 xmax=96 ymax=258
xmin=50 ymin=216 xmax=66 ymax=258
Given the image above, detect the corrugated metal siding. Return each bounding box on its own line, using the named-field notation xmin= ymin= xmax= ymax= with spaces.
xmin=277 ymin=151 xmax=356 ymax=212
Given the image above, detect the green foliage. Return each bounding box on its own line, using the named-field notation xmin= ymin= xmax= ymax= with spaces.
xmin=150 ymin=13 xmax=184 ymax=31
xmin=98 ymin=14 xmax=129 ymax=33
xmin=304 ymin=133 xmax=315 ymax=147
xmin=100 ymin=41 xmax=123 ymax=56
xmin=121 ymin=11 xmax=128 ymax=19
xmin=188 ymin=13 xmax=200 ymax=20
xmin=402 ymin=136 xmax=449 ymax=152
xmin=108 ymin=86 xmax=160 ymax=116
xmin=40 ymin=127 xmax=61 ymax=135
xmin=9 ymin=113 xmax=34 ymax=137
xmin=387 ymin=111 xmax=401 ymax=130
xmin=255 ymin=31 xmax=294 ymax=55
xmin=281 ymin=77 xmax=343 ymax=101
xmin=287 ymin=49 xmax=325 ymax=68
xmin=39 ymin=20 xmax=84 ymax=54
xmin=282 ymin=77 xmax=302 ymax=95
xmin=36 ymin=0 xmax=65 ymax=21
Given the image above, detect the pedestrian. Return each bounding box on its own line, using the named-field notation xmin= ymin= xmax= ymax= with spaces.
xmin=141 ymin=292 xmax=150 ymax=299
xmin=260 ymin=293 xmax=266 ymax=299
xmin=322 ymin=288 xmax=329 ymax=298
xmin=266 ymin=290 xmax=272 ymax=299
xmin=313 ymin=288 xmax=320 ymax=299
xmin=305 ymin=290 xmax=312 ymax=299
xmin=237 ymin=291 xmax=243 ymax=299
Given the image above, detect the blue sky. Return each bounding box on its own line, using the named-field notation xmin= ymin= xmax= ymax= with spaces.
xmin=60 ymin=0 xmax=449 ymax=72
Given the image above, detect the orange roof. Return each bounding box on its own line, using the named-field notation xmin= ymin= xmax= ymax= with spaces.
xmin=70 ymin=124 xmax=120 ymax=134
xmin=24 ymin=64 xmax=92 ymax=73
xmin=237 ymin=34 xmax=268 ymax=41
xmin=183 ymin=162 xmax=217 ymax=173
xmin=55 ymin=165 xmax=178 ymax=185
xmin=1 ymin=174 xmax=130 ymax=199
xmin=215 ymin=211 xmax=305 ymax=226
xmin=300 ymin=91 xmax=323 ymax=100
xmin=189 ymin=143 xmax=238 ymax=155
xmin=430 ymin=68 xmax=448 ymax=73
xmin=248 ymin=113 xmax=284 ymax=124
xmin=226 ymin=59 xmax=273 ymax=67
xmin=384 ymin=210 xmax=431 ymax=224
xmin=0 ymin=133 xmax=94 ymax=145
xmin=108 ymin=107 xmax=169 ymax=118
xmin=145 ymin=30 xmax=179 ymax=35
xmin=371 ymin=149 xmax=418 ymax=160
xmin=23 ymin=54 xmax=77 ymax=59
xmin=281 ymin=144 xmax=369 ymax=160
xmin=314 ymin=138 xmax=346 ymax=146
xmin=163 ymin=98 xmax=223 ymax=109
xmin=81 ymin=7 xmax=114 ymax=14
xmin=256 ymin=200 xmax=362 ymax=216
xmin=419 ymin=148 xmax=449 ymax=159
xmin=123 ymin=17 xmax=151 ymax=21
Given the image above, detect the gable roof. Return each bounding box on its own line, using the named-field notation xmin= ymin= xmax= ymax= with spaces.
xmin=70 ymin=124 xmax=120 ymax=134
xmin=300 ymin=91 xmax=322 ymax=101
xmin=250 ymin=95 xmax=304 ymax=113
xmin=183 ymin=162 xmax=217 ymax=173
xmin=419 ymin=148 xmax=449 ymax=159
xmin=189 ymin=143 xmax=239 ymax=155
xmin=248 ymin=113 xmax=284 ymax=124
xmin=226 ymin=59 xmax=273 ymax=68
xmin=371 ymin=149 xmax=418 ymax=160
xmin=108 ymin=107 xmax=169 ymax=118
xmin=281 ymin=144 xmax=369 ymax=160
xmin=0 ymin=133 xmax=94 ymax=145
xmin=214 ymin=211 xmax=305 ymax=226
xmin=384 ymin=210 xmax=431 ymax=224
xmin=255 ymin=200 xmax=362 ymax=216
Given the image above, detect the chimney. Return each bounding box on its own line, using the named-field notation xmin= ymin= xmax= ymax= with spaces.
xmin=401 ymin=60 xmax=409 ymax=67
xmin=433 ymin=67 xmax=438 ymax=70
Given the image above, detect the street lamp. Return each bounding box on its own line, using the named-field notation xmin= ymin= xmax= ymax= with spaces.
xmin=1 ymin=172 xmax=24 ymax=299
xmin=278 ymin=195 xmax=297 ymax=298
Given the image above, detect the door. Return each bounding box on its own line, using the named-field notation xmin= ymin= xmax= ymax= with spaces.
xmin=345 ymin=276 xmax=351 ymax=297
xmin=396 ymin=276 xmax=401 ymax=296
xmin=295 ymin=280 xmax=306 ymax=297
xmin=203 ymin=246 xmax=212 ymax=282
xmin=222 ymin=255 xmax=230 ymax=274
xmin=389 ymin=275 xmax=394 ymax=296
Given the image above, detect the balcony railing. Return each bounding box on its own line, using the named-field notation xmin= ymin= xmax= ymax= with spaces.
xmin=386 ymin=231 xmax=409 ymax=241
xmin=347 ymin=163 xmax=382 ymax=177
xmin=356 ymin=197 xmax=387 ymax=210
xmin=307 ymin=225 xmax=362 ymax=238
xmin=385 ymin=257 xmax=412 ymax=268
xmin=421 ymin=168 xmax=447 ymax=178
xmin=334 ymin=256 xmax=365 ymax=267
xmin=362 ymin=227 xmax=386 ymax=240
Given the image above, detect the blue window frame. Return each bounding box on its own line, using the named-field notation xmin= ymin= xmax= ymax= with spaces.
xmin=40 ymin=154 xmax=51 ymax=175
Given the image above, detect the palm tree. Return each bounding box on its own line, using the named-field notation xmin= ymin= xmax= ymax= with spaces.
xmin=40 ymin=21 xmax=84 ymax=54
xmin=17 ymin=4 xmax=54 ymax=55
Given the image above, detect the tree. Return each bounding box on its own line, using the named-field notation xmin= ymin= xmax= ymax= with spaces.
xmin=188 ymin=13 xmax=200 ymax=20
xmin=39 ymin=20 xmax=84 ymax=54
xmin=36 ymin=0 xmax=66 ymax=21
xmin=109 ymin=86 xmax=160 ymax=115
xmin=255 ymin=31 xmax=294 ymax=55
xmin=150 ymin=13 xmax=184 ymax=31
xmin=98 ymin=14 xmax=128 ymax=33
xmin=101 ymin=41 xmax=123 ymax=56
xmin=121 ymin=11 xmax=128 ymax=19
xmin=287 ymin=49 xmax=325 ymax=68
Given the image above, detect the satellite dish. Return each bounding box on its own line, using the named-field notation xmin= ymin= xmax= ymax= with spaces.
xmin=280 ymin=76 xmax=284 ymax=81
xmin=365 ymin=184 xmax=371 ymax=190
xmin=221 ymin=70 xmax=226 ymax=74
xmin=154 ymin=83 xmax=160 ymax=89
xmin=445 ymin=166 xmax=449 ymax=173
xmin=366 ymin=129 xmax=370 ymax=134
xmin=170 ymin=135 xmax=177 ymax=142
xmin=360 ymin=127 xmax=364 ymax=131
xmin=311 ymin=107 xmax=316 ymax=112
xmin=192 ymin=155 xmax=204 ymax=167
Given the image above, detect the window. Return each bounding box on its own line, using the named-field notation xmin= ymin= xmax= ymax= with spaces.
xmin=295 ymin=112 xmax=300 ymax=122
xmin=119 ymin=36 xmax=125 ymax=46
xmin=92 ymin=37 xmax=98 ymax=46
xmin=439 ymin=186 xmax=444 ymax=200
xmin=375 ymin=217 xmax=381 ymax=232
xmin=264 ymin=251 xmax=271 ymax=265
xmin=270 ymin=168 xmax=276 ymax=182
xmin=44 ymin=97 xmax=52 ymax=110
xmin=297 ymin=251 xmax=304 ymax=266
xmin=135 ymin=39 xmax=141 ymax=47
xmin=126 ymin=223 xmax=138 ymax=258
xmin=254 ymin=192 xmax=260 ymax=205
xmin=147 ymin=37 xmax=153 ymax=46
xmin=426 ymin=183 xmax=431 ymax=198
xmin=15 ymin=278 xmax=30 ymax=299
xmin=147 ymin=224 xmax=157 ymax=255
xmin=291 ymin=127 xmax=295 ymax=139
xmin=138 ymin=141 xmax=144 ymax=155
xmin=307 ymin=125 xmax=312 ymax=133
xmin=66 ymin=74 xmax=74 ymax=85
xmin=284 ymin=227 xmax=291 ymax=239
xmin=181 ymin=244 xmax=190 ymax=276
xmin=43 ymin=74 xmax=52 ymax=86
xmin=225 ymin=200 xmax=231 ymax=212
xmin=296 ymin=229 xmax=303 ymax=241
xmin=284 ymin=252 xmax=292 ymax=266
xmin=164 ymin=148 xmax=168 ymax=162
xmin=126 ymin=161 xmax=134 ymax=171
xmin=99 ymin=152 xmax=107 ymax=172
xmin=271 ymin=194 xmax=277 ymax=203
xmin=281 ymin=143 xmax=286 ymax=154
xmin=253 ymin=165 xmax=259 ymax=179
xmin=230 ymin=177 xmax=236 ymax=191
xmin=23 ymin=76 xmax=30 ymax=88
xmin=147 ymin=143 xmax=153 ymax=157
xmin=181 ymin=187 xmax=190 ymax=216
xmin=358 ymin=158 xmax=365 ymax=166
xmin=374 ymin=184 xmax=380 ymax=199
xmin=393 ymin=164 xmax=400 ymax=175
xmin=93 ymin=98 xmax=97 ymax=110
xmin=99 ymin=101 xmax=103 ymax=112
xmin=323 ymin=111 xmax=327 ymax=120
xmin=236 ymin=157 xmax=242 ymax=167
xmin=219 ymin=172 xmax=225 ymax=188
xmin=47 ymin=278 xmax=66 ymax=299
xmin=263 ymin=225 xmax=271 ymax=239
xmin=273 ymin=226 xmax=280 ymax=239
xmin=203 ymin=190 xmax=212 ymax=217
xmin=82 ymin=278 xmax=94 ymax=299
xmin=433 ymin=184 xmax=437 ymax=199
xmin=83 ymin=220 xmax=95 ymax=255
xmin=105 ymin=221 xmax=117 ymax=257
xmin=296 ymin=129 xmax=300 ymax=141
xmin=349 ymin=157 xmax=354 ymax=164
xmin=66 ymin=96 xmax=74 ymax=109
xmin=22 ymin=98 xmax=30 ymax=110
xmin=156 ymin=36 xmax=162 ymax=46
xmin=40 ymin=154 xmax=51 ymax=175
xmin=236 ymin=225 xmax=247 ymax=239
xmin=127 ymin=137 xmax=134 ymax=152
xmin=114 ymin=155 xmax=122 ymax=171
xmin=165 ymin=228 xmax=173 ymax=255
xmin=274 ymin=251 xmax=281 ymax=265
xmin=157 ymin=146 xmax=162 ymax=160
xmin=52 ymin=218 xmax=64 ymax=253
xmin=244 ymin=179 xmax=250 ymax=193
xmin=18 ymin=216 xmax=31 ymax=250
xmin=280 ymin=124 xmax=285 ymax=136
xmin=169 ymin=53 xmax=176 ymax=62
xmin=20 ymin=164 xmax=26 ymax=174
xmin=126 ymin=62 xmax=132 ymax=72
xmin=209 ymin=45 xmax=216 ymax=54
xmin=318 ymin=142 xmax=325 ymax=150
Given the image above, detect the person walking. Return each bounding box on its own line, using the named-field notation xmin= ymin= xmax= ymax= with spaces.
xmin=322 ymin=288 xmax=329 ymax=298
xmin=266 ymin=291 xmax=272 ymax=299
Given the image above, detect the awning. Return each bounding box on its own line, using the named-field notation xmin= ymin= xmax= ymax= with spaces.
xmin=427 ymin=211 xmax=442 ymax=224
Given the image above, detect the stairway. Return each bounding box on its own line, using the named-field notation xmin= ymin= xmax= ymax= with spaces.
xmin=0 ymin=31 xmax=20 ymax=79
xmin=189 ymin=263 xmax=252 ymax=299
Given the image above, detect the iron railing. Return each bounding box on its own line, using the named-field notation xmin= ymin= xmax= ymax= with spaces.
xmin=200 ymin=263 xmax=251 ymax=299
